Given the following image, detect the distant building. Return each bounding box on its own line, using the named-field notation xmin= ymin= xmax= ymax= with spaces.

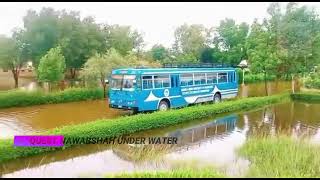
xmin=1 ymin=61 xmax=34 ymax=73
xmin=20 ymin=61 xmax=34 ymax=72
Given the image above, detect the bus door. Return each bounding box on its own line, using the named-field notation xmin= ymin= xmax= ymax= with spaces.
xmin=228 ymin=72 xmax=235 ymax=83
xmin=170 ymin=74 xmax=181 ymax=97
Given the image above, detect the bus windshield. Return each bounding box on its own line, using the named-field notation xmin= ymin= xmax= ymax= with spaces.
xmin=110 ymin=75 xmax=136 ymax=90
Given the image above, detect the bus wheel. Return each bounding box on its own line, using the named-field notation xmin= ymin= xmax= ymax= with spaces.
xmin=132 ymin=108 xmax=139 ymax=115
xmin=158 ymin=100 xmax=169 ymax=111
xmin=213 ymin=93 xmax=221 ymax=103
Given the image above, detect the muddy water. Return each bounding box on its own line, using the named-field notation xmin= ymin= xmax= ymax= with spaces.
xmin=0 ymin=100 xmax=127 ymax=139
xmin=238 ymin=80 xmax=295 ymax=98
xmin=0 ymin=81 xmax=294 ymax=139
xmin=0 ymin=71 xmax=37 ymax=91
xmin=1 ymin=100 xmax=319 ymax=177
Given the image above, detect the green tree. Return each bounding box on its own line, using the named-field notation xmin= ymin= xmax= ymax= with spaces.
xmin=173 ymin=24 xmax=209 ymax=62
xmin=22 ymin=8 xmax=107 ymax=80
xmin=104 ymin=25 xmax=144 ymax=56
xmin=246 ymin=19 xmax=279 ymax=95
xmin=81 ymin=48 xmax=125 ymax=97
xmin=150 ymin=44 xmax=168 ymax=62
xmin=58 ymin=12 xmax=107 ymax=79
xmin=245 ymin=2 xmax=320 ymax=91
xmin=22 ymin=8 xmax=60 ymax=67
xmin=81 ymin=49 xmax=160 ymax=97
xmin=124 ymin=51 xmax=161 ymax=68
xmin=37 ymin=46 xmax=66 ymax=90
xmin=174 ymin=53 xmax=199 ymax=64
xmin=280 ymin=3 xmax=320 ymax=78
xmin=200 ymin=47 xmax=218 ymax=63
xmin=214 ymin=19 xmax=249 ymax=65
xmin=257 ymin=2 xmax=320 ymax=92
xmin=0 ymin=33 xmax=30 ymax=88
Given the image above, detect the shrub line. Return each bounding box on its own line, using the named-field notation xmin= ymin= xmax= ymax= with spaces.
xmin=0 ymin=88 xmax=105 ymax=109
xmin=290 ymin=92 xmax=320 ymax=103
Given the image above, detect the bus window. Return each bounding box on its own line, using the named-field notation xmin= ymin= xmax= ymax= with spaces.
xmin=194 ymin=73 xmax=206 ymax=85
xmin=142 ymin=76 xmax=153 ymax=89
xmin=171 ymin=76 xmax=175 ymax=87
xmin=218 ymin=72 xmax=228 ymax=83
xmin=111 ymin=75 xmax=123 ymax=89
xmin=206 ymin=73 xmax=217 ymax=84
xmin=154 ymin=74 xmax=170 ymax=88
xmin=123 ymin=79 xmax=133 ymax=88
xmin=122 ymin=75 xmax=136 ymax=90
xmin=163 ymin=75 xmax=170 ymax=87
xmin=180 ymin=73 xmax=193 ymax=87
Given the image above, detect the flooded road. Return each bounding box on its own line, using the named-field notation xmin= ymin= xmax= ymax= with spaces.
xmin=0 ymin=81 xmax=295 ymax=139
xmin=1 ymin=100 xmax=319 ymax=177
xmin=0 ymin=100 xmax=127 ymax=139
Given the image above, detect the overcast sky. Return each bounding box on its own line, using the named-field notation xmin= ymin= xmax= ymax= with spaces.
xmin=0 ymin=2 xmax=320 ymax=50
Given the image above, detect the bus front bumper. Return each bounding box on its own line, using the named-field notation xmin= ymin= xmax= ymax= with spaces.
xmin=109 ymin=104 xmax=138 ymax=111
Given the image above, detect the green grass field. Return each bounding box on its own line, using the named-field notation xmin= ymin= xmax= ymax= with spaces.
xmin=238 ymin=136 xmax=320 ymax=178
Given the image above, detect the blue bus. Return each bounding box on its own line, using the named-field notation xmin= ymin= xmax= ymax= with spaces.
xmin=108 ymin=65 xmax=238 ymax=112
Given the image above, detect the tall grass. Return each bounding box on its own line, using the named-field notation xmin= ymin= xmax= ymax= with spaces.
xmin=106 ymin=160 xmax=224 ymax=178
xmin=0 ymin=93 xmax=290 ymax=163
xmin=0 ymin=88 xmax=104 ymax=109
xmin=238 ymin=136 xmax=320 ymax=178
xmin=105 ymin=168 xmax=225 ymax=178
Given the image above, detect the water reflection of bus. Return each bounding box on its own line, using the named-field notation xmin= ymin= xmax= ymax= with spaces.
xmin=111 ymin=115 xmax=239 ymax=162
xmin=168 ymin=115 xmax=238 ymax=148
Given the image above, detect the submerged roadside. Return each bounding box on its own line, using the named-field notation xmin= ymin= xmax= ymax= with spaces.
xmin=0 ymin=93 xmax=290 ymax=163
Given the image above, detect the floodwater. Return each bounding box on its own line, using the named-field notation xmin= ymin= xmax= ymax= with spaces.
xmin=1 ymin=100 xmax=320 ymax=177
xmin=0 ymin=78 xmax=306 ymax=177
xmin=238 ymin=80 xmax=297 ymax=97
xmin=0 ymin=71 xmax=37 ymax=91
xmin=0 ymin=71 xmax=81 ymax=92
xmin=0 ymin=100 xmax=127 ymax=139
xmin=0 ymin=81 xmax=295 ymax=139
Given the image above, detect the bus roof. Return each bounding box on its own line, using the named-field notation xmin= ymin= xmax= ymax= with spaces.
xmin=112 ymin=67 xmax=236 ymax=75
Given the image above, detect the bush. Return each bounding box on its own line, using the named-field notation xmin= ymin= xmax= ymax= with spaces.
xmin=236 ymin=69 xmax=277 ymax=84
xmin=0 ymin=93 xmax=290 ymax=163
xmin=0 ymin=88 xmax=104 ymax=109
xmin=304 ymin=66 xmax=320 ymax=89
xmin=291 ymin=92 xmax=320 ymax=103
xmin=304 ymin=76 xmax=320 ymax=89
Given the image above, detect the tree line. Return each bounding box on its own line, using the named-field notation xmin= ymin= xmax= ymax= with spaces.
xmin=151 ymin=2 xmax=320 ymax=81
xmin=0 ymin=7 xmax=148 ymax=88
xmin=0 ymin=2 xmax=319 ymax=90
